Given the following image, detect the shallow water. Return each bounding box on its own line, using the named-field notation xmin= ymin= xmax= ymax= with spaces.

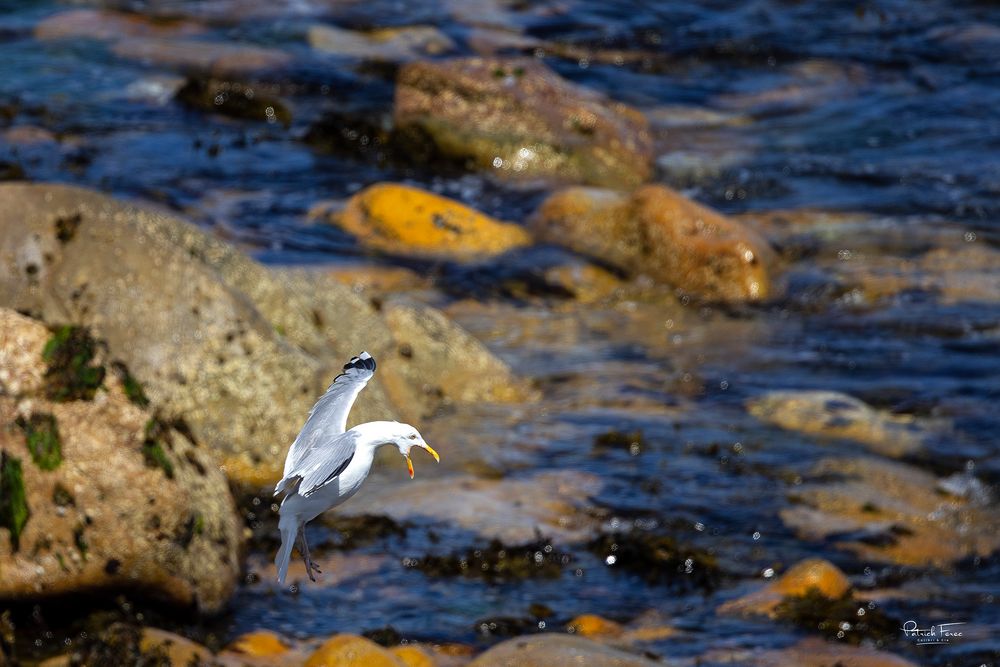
xmin=1 ymin=0 xmax=998 ymax=664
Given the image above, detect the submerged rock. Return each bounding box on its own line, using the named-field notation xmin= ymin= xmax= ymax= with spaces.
xmin=747 ymin=390 xmax=937 ymax=458
xmin=338 ymin=471 xmax=601 ymax=544
xmin=393 ymin=57 xmax=652 ymax=188
xmin=308 ymin=24 xmax=455 ymax=61
xmin=530 ymin=185 xmax=775 ymax=302
xmin=781 ymin=457 xmax=1000 ymax=567
xmin=326 ymin=183 xmax=531 ymax=261
xmin=0 ymin=310 xmax=241 ymax=613
xmin=468 ymin=633 xmax=660 ymax=667
xmin=175 ymin=77 xmax=292 ymax=125
xmin=34 ymin=9 xmax=205 ymax=42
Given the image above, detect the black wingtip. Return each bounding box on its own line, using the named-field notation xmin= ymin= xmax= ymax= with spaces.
xmin=344 ymin=351 xmax=376 ymax=372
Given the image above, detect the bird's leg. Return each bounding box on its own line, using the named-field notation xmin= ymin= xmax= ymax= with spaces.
xmin=298 ymin=527 xmax=322 ymax=581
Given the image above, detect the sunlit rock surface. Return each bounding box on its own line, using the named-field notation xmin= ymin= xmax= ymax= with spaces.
xmin=781 ymin=456 xmax=999 ymax=567
xmin=531 ymin=184 xmax=775 ymax=302
xmin=747 ymin=390 xmax=938 ymax=458
xmin=325 ymin=183 xmax=532 ymax=261
xmin=718 ymin=558 xmax=851 ymax=617
xmin=394 ymin=57 xmax=652 ymax=188
xmin=0 ymin=309 xmax=241 ymax=613
xmin=305 ymin=634 xmax=406 ymax=667
xmin=468 ymin=633 xmax=661 ymax=667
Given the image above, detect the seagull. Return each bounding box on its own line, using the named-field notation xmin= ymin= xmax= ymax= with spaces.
xmin=273 ymin=351 xmax=439 ymax=586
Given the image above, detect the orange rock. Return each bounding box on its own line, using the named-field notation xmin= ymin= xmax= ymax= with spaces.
xmin=306 ymin=634 xmax=405 ymax=667
xmin=141 ymin=628 xmax=214 ymax=666
xmin=531 ymin=185 xmax=775 ymax=302
xmin=622 ymin=625 xmax=678 ymax=642
xmin=390 ymin=644 xmax=438 ymax=667
xmin=718 ymin=558 xmax=851 ymax=617
xmin=567 ymin=614 xmax=624 ymax=638
xmin=330 ymin=183 xmax=531 ymax=261
xmin=226 ymin=631 xmax=291 ymax=657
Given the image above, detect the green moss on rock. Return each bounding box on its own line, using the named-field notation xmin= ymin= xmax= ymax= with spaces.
xmin=0 ymin=452 xmax=30 ymax=551
xmin=16 ymin=413 xmax=62 ymax=470
xmin=142 ymin=419 xmax=175 ymax=480
xmin=111 ymin=361 xmax=150 ymax=408
xmin=42 ymin=325 xmax=106 ymax=401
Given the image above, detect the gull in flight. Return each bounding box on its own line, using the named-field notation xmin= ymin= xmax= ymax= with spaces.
xmin=273 ymin=351 xmax=439 ymax=585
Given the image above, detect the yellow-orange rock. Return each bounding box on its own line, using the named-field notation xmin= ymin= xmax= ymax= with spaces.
xmin=531 ymin=185 xmax=775 ymax=302
xmin=306 ymin=634 xmax=405 ymax=667
xmin=718 ymin=558 xmax=851 ymax=617
xmin=567 ymin=614 xmax=624 ymax=638
xmin=390 ymin=644 xmax=438 ymax=667
xmin=141 ymin=628 xmax=214 ymax=666
xmin=331 ymin=183 xmax=531 ymax=260
xmin=226 ymin=630 xmax=291 ymax=657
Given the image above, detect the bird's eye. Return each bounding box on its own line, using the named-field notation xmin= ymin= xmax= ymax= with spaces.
xmin=408 ymin=434 xmax=418 ymax=440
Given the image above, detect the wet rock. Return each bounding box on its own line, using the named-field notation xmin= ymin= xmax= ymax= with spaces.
xmin=705 ymin=637 xmax=918 ymax=667
xmin=338 ymin=471 xmax=601 ymax=544
xmin=541 ymin=262 xmax=624 ymax=304
xmin=468 ymin=633 xmax=660 ymax=667
xmin=747 ymin=390 xmax=937 ymax=458
xmin=305 ymin=634 xmax=405 ymax=667
xmin=567 ymin=615 xmax=624 ymax=639
xmin=1 ymin=126 xmax=58 ymax=146
xmin=773 ymin=588 xmax=898 ymax=646
xmin=308 ymin=24 xmax=455 ymax=61
xmin=326 ymin=183 xmax=531 ymax=261
xmin=139 ymin=627 xmax=215 ymax=666
xmin=394 ymin=57 xmax=652 ymax=188
xmin=381 ymin=297 xmax=535 ymax=406
xmin=781 ymin=457 xmax=1000 ymax=567
xmin=34 ymin=9 xmax=205 ymax=42
xmin=0 ymin=310 xmax=241 ymax=612
xmin=718 ymin=558 xmax=851 ymax=617
xmin=111 ymin=38 xmax=292 ymax=76
xmin=221 ymin=630 xmax=308 ymax=664
xmin=0 ymin=183 xmax=402 ymax=487
xmin=530 ymin=184 xmax=774 ymax=302
xmin=175 ymin=78 xmax=292 ymax=125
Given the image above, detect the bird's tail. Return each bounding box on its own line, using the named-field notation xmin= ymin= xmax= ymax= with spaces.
xmin=276 ymin=514 xmax=298 ymax=586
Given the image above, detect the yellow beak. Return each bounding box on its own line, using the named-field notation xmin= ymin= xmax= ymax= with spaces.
xmin=405 ymin=443 xmax=440 ymax=480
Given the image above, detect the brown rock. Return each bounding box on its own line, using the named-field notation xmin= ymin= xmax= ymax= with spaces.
xmin=306 ymin=634 xmax=405 ymax=667
xmin=0 ymin=183 xmax=398 ymax=488
xmin=705 ymin=637 xmax=918 ymax=667
xmin=381 ymin=297 xmax=535 ymax=406
xmin=394 ymin=57 xmax=652 ymax=188
xmin=140 ymin=628 xmax=215 ymax=666
xmin=329 ymin=183 xmax=531 ymax=260
xmin=468 ymin=634 xmax=659 ymax=667
xmin=530 ymin=185 xmax=774 ymax=302
xmin=112 ymin=38 xmax=292 ymax=76
xmin=0 ymin=310 xmax=241 ymax=613
xmin=308 ymin=24 xmax=455 ymax=61
xmin=781 ymin=457 xmax=1000 ymax=567
xmin=718 ymin=558 xmax=851 ymax=617
xmin=747 ymin=390 xmax=934 ymax=458
xmin=35 ymin=9 xmax=205 ymax=42
xmin=567 ymin=614 xmax=624 ymax=638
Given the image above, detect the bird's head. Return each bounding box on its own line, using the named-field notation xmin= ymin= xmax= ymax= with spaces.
xmin=389 ymin=423 xmax=439 ymax=479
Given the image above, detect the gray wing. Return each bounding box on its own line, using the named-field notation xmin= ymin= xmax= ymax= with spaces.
xmin=295 ymin=430 xmax=359 ymax=497
xmin=281 ymin=351 xmax=375 ymax=480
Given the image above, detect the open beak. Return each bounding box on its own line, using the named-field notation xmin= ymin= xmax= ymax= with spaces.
xmin=405 ymin=442 xmax=440 ymax=480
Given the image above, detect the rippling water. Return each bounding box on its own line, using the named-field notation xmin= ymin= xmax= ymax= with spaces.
xmin=1 ymin=0 xmax=998 ymax=665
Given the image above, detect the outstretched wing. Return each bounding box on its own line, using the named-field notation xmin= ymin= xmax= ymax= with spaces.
xmin=280 ymin=351 xmax=376 ymax=481
xmin=276 ymin=430 xmax=358 ymax=498
xmin=295 ymin=431 xmax=359 ymax=497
